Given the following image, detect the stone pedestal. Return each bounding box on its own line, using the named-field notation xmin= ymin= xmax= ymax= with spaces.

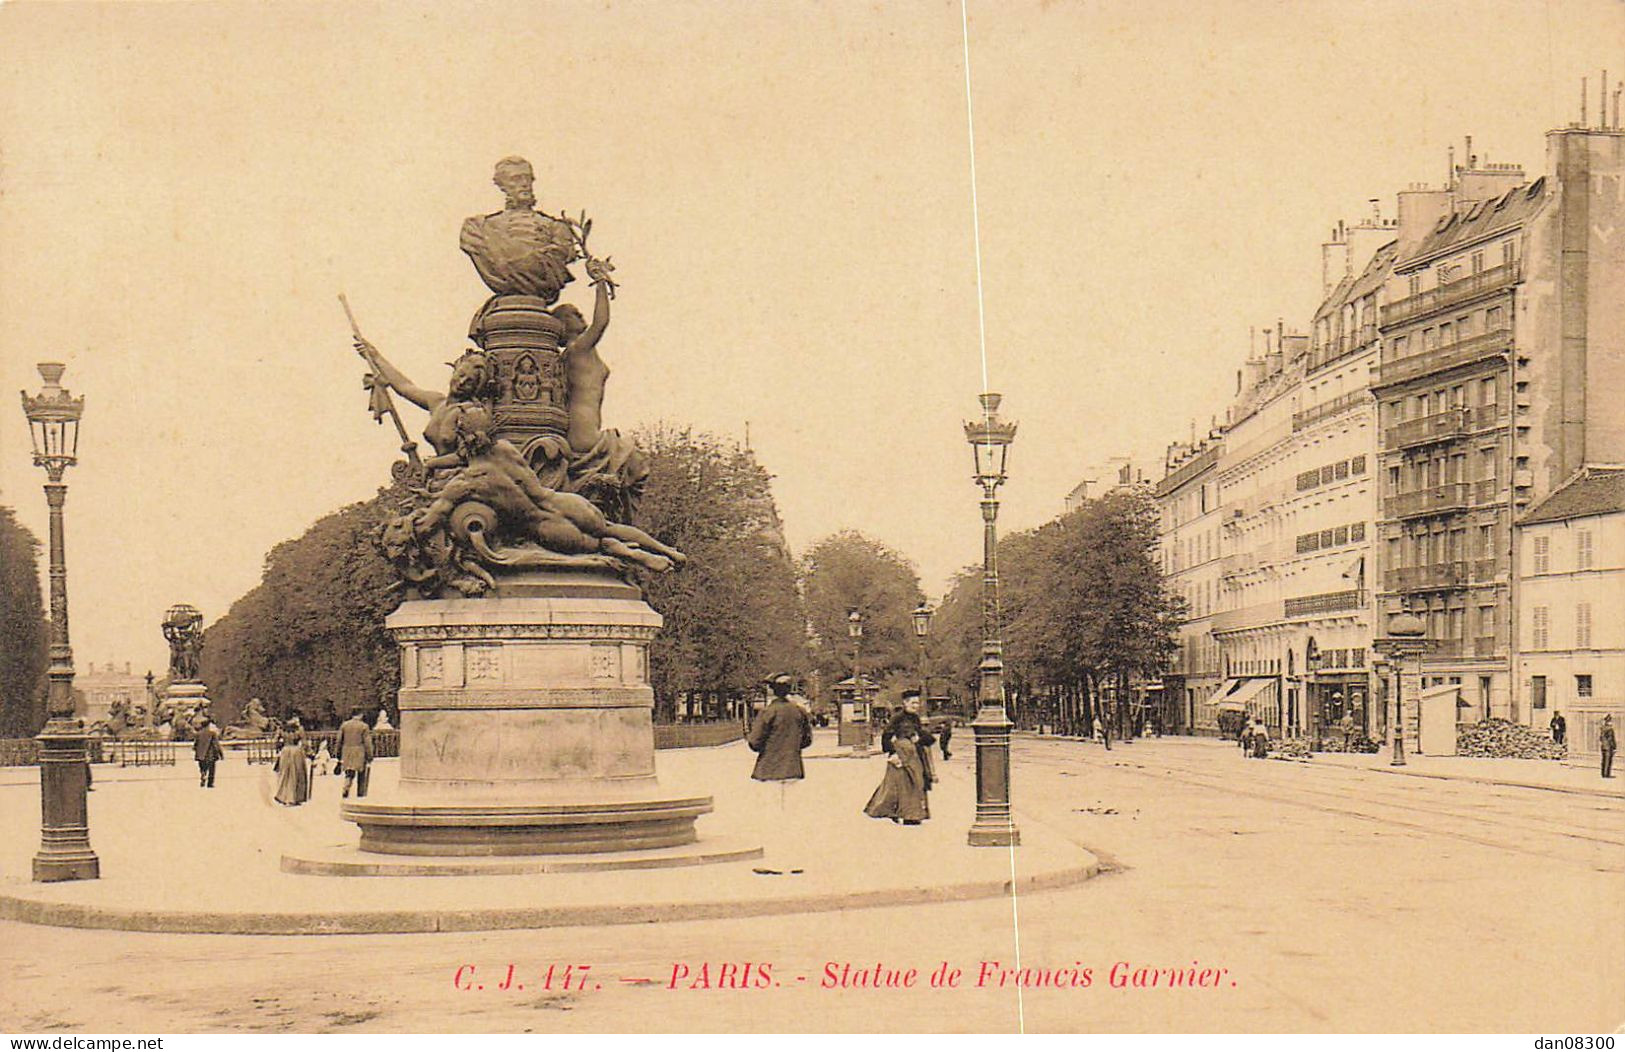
xmin=164 ymin=681 xmax=211 ymax=713
xmin=33 ymin=718 xmax=100 ymax=882
xmin=343 ymin=571 xmax=712 ymax=856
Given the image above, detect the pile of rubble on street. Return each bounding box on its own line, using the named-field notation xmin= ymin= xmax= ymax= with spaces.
xmin=1456 ymin=718 xmax=1567 ymax=760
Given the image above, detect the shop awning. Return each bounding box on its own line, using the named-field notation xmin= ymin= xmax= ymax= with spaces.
xmin=1207 ymin=677 xmax=1276 ymax=713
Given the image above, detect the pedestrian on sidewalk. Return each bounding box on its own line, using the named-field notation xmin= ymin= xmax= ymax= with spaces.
xmin=749 ymin=675 xmax=813 ymax=784
xmin=881 ymin=692 xmax=935 ymax=792
xmin=338 ymin=706 xmax=374 ymax=799
xmin=273 ymin=719 xmax=311 ymax=806
xmin=1601 ymin=715 xmax=1616 ymax=779
xmin=747 ymin=674 xmax=813 ymax=873
xmin=193 ymin=717 xmax=223 ymax=788
xmin=864 ymin=724 xmax=929 ymax=824
xmin=1550 ymin=711 xmax=1567 ymax=746
xmin=1251 ymin=719 xmax=1271 ymax=759
xmin=938 ymin=718 xmax=953 ymax=761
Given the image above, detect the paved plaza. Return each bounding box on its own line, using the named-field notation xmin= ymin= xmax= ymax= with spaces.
xmin=2 ymin=732 xmax=1621 ymax=1033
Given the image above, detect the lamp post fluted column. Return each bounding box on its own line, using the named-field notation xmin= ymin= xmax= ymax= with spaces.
xmin=965 ymin=393 xmax=1019 ymax=848
xmin=21 ymin=362 xmax=99 ymax=882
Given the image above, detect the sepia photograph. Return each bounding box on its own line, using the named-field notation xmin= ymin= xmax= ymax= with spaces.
xmin=0 ymin=0 xmax=1622 ymax=1038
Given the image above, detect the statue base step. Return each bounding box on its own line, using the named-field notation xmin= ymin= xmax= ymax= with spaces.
xmin=342 ymin=790 xmax=712 ymax=856
xmin=285 ymin=832 xmax=758 ymax=874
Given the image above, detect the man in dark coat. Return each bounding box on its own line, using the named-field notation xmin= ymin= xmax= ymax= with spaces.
xmin=881 ymin=692 xmax=935 ymax=790
xmin=338 ymin=707 xmax=374 ymax=798
xmin=1601 ymin=715 xmax=1616 ymax=779
xmin=1550 ymin=711 xmax=1567 ymax=746
xmin=193 ymin=718 xmax=223 ymax=788
xmin=747 ymin=675 xmax=814 ymax=873
xmin=748 ymin=676 xmax=812 ymax=782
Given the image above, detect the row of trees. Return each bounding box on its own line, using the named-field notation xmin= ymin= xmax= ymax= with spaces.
xmin=932 ymin=489 xmax=1184 ymax=733
xmin=0 ymin=505 xmax=48 ymax=737
xmin=195 ymin=429 xmax=1180 ymax=729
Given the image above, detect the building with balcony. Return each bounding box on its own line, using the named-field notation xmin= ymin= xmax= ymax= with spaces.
xmin=1155 ymin=436 xmax=1225 ymax=733
xmin=1209 ymin=278 xmax=1384 ymax=738
xmin=1374 ymin=125 xmax=1625 ymax=720
xmin=1514 ymin=465 xmax=1625 ymax=752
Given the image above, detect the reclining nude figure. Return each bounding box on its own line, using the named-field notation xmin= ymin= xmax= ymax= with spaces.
xmin=355 ymin=338 xmax=684 ymax=574
xmin=417 ymin=399 xmax=684 ymax=573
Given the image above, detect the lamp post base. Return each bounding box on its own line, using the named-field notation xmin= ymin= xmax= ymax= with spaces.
xmin=33 ymin=719 xmax=100 ymax=883
xmin=967 ymin=704 xmax=1020 ymax=848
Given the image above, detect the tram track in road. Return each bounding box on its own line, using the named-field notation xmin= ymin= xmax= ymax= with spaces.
xmin=1012 ymin=741 xmax=1625 ymax=874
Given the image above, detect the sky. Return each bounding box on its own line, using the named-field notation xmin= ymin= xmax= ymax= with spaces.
xmin=1 ymin=0 xmax=1622 ymax=675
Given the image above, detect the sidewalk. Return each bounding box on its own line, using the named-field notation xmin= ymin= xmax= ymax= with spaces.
xmin=1307 ymin=748 xmax=1624 ymax=798
xmin=0 ymin=738 xmax=1095 ymax=935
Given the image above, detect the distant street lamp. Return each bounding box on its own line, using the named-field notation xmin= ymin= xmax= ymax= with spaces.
xmin=20 ymin=363 xmax=99 ymax=882
xmin=912 ymin=601 xmax=934 ymax=711
xmin=963 ymin=392 xmax=1020 ymax=848
xmin=1374 ymin=612 xmax=1430 ymax=768
xmin=840 ymin=608 xmax=869 ymax=751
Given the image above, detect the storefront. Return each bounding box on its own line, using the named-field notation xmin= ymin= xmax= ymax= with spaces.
xmin=1307 ymin=673 xmax=1371 ymax=741
xmin=1204 ymin=677 xmax=1279 ymax=736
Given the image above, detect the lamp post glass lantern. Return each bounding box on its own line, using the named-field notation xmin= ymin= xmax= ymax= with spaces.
xmin=19 ymin=362 xmax=99 ymax=882
xmin=962 ymin=392 xmax=1020 ymax=848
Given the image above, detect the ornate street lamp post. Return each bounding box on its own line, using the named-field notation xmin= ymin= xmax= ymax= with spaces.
xmin=842 ymin=608 xmax=868 ymax=751
xmin=912 ymin=601 xmax=934 ymax=712
xmin=1373 ymin=612 xmax=1429 ymax=768
xmin=20 ymin=362 xmax=99 ymax=882
xmin=964 ymin=392 xmax=1019 ymax=847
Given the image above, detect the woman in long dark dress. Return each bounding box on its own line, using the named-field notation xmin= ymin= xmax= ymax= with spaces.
xmin=864 ymin=728 xmax=929 ymax=824
xmin=273 ymin=720 xmax=311 ymax=806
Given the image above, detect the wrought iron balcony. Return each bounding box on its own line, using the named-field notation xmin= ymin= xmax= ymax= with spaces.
xmin=1378 ymin=328 xmax=1513 ymax=387
xmin=1472 ymin=557 xmax=1505 ymax=580
xmin=1381 ymin=261 xmax=1521 ymax=327
xmin=1384 ymin=407 xmax=1472 ymax=450
xmin=1384 ymin=561 xmax=1469 ymax=592
xmin=1473 ymin=635 xmax=1501 ymax=658
xmin=1292 ymin=390 xmax=1368 ymax=432
xmin=1384 ymin=482 xmax=1471 ymax=520
xmin=1283 ymin=590 xmax=1367 ymax=618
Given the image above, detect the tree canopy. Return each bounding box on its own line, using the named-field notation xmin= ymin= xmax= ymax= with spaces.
xmin=0 ymin=504 xmax=48 ymax=737
xmin=633 ymin=426 xmax=808 ymax=715
xmin=937 ymin=488 xmax=1182 ymax=728
xmin=799 ymin=530 xmax=925 ymax=701
xmin=200 ymin=487 xmax=402 ymax=726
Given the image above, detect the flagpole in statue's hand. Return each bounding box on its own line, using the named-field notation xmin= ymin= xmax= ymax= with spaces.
xmin=340 ymin=293 xmax=424 ymax=474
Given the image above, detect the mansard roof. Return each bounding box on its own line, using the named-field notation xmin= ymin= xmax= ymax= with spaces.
xmin=1519 ymin=465 xmax=1625 ymax=526
xmin=1399 ymin=177 xmax=1548 ymax=267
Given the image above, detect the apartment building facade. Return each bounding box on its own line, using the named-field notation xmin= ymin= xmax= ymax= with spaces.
xmin=1374 ymin=126 xmax=1625 ymax=723
xmin=1515 ymin=465 xmax=1625 ymax=755
xmin=1156 ymin=438 xmax=1224 ymax=734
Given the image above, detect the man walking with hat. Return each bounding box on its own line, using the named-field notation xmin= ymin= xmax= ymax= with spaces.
xmin=338 ymin=706 xmax=375 ymax=798
xmin=747 ymin=674 xmax=813 ymax=872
